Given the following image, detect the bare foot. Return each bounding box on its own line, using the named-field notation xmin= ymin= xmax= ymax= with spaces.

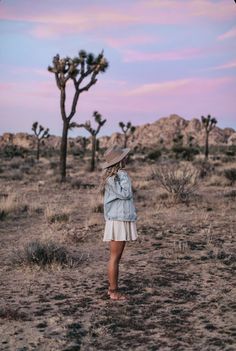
xmin=108 ymin=288 xmax=128 ymax=301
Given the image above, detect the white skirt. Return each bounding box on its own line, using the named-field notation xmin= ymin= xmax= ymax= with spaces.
xmin=103 ymin=220 xmax=138 ymax=241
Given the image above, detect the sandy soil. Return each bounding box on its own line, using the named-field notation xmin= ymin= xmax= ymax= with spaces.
xmin=0 ymin=155 xmax=235 ymax=351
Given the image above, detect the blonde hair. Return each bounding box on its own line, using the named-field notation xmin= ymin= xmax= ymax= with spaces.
xmin=99 ymin=160 xmax=124 ymax=196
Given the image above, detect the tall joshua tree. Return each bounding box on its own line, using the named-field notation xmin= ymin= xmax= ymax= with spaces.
xmin=32 ymin=122 xmax=50 ymax=160
xmin=201 ymin=114 xmax=217 ymax=160
xmin=48 ymin=50 xmax=108 ymax=181
xmin=119 ymin=121 xmax=136 ymax=148
xmin=76 ymin=111 xmax=106 ymax=171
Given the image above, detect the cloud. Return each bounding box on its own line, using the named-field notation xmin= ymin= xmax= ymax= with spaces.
xmin=1 ymin=0 xmax=235 ymax=39
xmin=102 ymin=35 xmax=158 ymax=49
xmin=206 ymin=60 xmax=236 ymax=71
xmin=126 ymin=76 xmax=234 ymax=96
xmin=218 ymin=27 xmax=236 ymax=40
xmin=121 ymin=47 xmax=204 ymax=62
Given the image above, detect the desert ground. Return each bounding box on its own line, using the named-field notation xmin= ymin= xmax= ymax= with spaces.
xmin=0 ymin=152 xmax=235 ymax=351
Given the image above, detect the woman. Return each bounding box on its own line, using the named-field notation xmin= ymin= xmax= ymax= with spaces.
xmin=100 ymin=145 xmax=138 ymax=301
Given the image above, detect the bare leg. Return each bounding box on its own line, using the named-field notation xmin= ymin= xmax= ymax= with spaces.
xmin=108 ymin=241 xmax=127 ymax=300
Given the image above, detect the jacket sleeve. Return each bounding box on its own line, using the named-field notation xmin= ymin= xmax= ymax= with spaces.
xmin=107 ymin=171 xmax=132 ymax=200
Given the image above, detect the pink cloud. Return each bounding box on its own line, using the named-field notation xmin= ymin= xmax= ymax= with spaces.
xmin=218 ymin=27 xmax=236 ymax=40
xmin=126 ymin=76 xmax=235 ymax=96
xmin=103 ymin=35 xmax=159 ymax=49
xmin=206 ymin=60 xmax=236 ymax=71
xmin=1 ymin=75 xmax=236 ymax=134
xmin=122 ymin=47 xmax=204 ymax=62
xmin=1 ymin=1 xmax=235 ymax=39
xmin=0 ymin=64 xmax=49 ymax=78
xmin=142 ymin=0 xmax=235 ymax=22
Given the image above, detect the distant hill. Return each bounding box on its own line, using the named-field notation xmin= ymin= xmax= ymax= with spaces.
xmin=100 ymin=114 xmax=236 ymax=149
xmin=0 ymin=114 xmax=236 ymax=151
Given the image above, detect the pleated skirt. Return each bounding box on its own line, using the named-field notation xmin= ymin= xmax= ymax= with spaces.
xmin=103 ymin=220 xmax=138 ymax=241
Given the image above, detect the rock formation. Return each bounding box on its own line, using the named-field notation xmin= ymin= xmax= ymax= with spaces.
xmin=0 ymin=114 xmax=235 ymax=151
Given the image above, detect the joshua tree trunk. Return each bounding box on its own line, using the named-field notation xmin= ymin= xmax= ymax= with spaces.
xmin=205 ymin=132 xmax=209 ymax=160
xmin=124 ymin=133 xmax=128 ymax=148
xmin=91 ymin=135 xmax=96 ymax=172
xmin=36 ymin=139 xmax=40 ymax=160
xmin=60 ymin=121 xmax=69 ymax=181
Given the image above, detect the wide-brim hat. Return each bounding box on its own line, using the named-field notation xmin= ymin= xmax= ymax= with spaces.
xmin=101 ymin=146 xmax=130 ymax=169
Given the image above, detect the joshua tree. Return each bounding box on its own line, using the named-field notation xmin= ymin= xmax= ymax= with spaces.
xmin=76 ymin=111 xmax=106 ymax=171
xmin=32 ymin=122 xmax=50 ymax=160
xmin=48 ymin=49 xmax=108 ymax=181
xmin=119 ymin=121 xmax=136 ymax=148
xmin=188 ymin=135 xmax=195 ymax=148
xmin=201 ymin=114 xmax=217 ymax=159
xmin=172 ymin=132 xmax=184 ymax=148
xmin=81 ymin=137 xmax=89 ymax=154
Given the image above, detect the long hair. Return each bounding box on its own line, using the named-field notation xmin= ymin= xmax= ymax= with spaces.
xmin=99 ymin=160 xmax=124 ymax=196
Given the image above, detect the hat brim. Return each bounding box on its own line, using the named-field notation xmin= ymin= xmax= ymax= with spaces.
xmin=101 ymin=148 xmax=130 ymax=169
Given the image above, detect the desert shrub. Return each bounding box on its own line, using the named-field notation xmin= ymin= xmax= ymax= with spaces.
xmin=49 ymin=161 xmax=58 ymax=169
xmin=91 ymin=203 xmax=103 ymax=213
xmin=224 ymin=190 xmax=236 ymax=199
xmin=90 ymin=196 xmax=103 ymax=213
xmin=10 ymin=170 xmax=24 ymax=181
xmin=44 ymin=204 xmax=70 ymax=224
xmin=1 ymin=145 xmax=27 ymax=159
xmin=71 ymin=179 xmax=83 ymax=188
xmin=14 ymin=240 xmax=70 ymax=267
xmin=50 ymin=213 xmax=69 ymax=223
xmin=222 ymin=145 xmax=236 ymax=157
xmin=152 ymin=162 xmax=200 ymax=203
xmin=20 ymin=165 xmax=31 ymax=174
xmin=147 ymin=149 xmax=162 ymax=161
xmin=172 ymin=146 xmax=199 ymax=161
xmin=224 ymin=168 xmax=236 ymax=185
xmin=193 ymin=160 xmax=215 ymax=178
xmin=8 ymin=160 xmax=22 ymax=169
xmin=0 ymin=306 xmax=28 ymax=321
xmin=0 ymin=194 xmax=28 ymax=220
xmin=71 ymin=146 xmax=81 ymax=156
xmin=24 ymin=156 xmax=35 ymax=166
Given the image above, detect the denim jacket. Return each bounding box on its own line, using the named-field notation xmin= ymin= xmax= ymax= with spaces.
xmin=103 ymin=170 xmax=137 ymax=221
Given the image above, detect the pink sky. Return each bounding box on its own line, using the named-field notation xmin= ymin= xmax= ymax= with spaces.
xmin=0 ymin=0 xmax=236 ymax=137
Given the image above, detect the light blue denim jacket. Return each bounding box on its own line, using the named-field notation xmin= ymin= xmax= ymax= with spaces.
xmin=104 ymin=170 xmax=137 ymax=222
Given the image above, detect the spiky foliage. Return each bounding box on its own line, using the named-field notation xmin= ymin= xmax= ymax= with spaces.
xmin=201 ymin=114 xmax=217 ymax=159
xmin=32 ymin=122 xmax=50 ymax=160
xmin=152 ymin=163 xmax=200 ymax=204
xmin=48 ymin=49 xmax=109 ymax=181
xmin=119 ymin=121 xmax=136 ymax=148
xmin=76 ymin=111 xmax=106 ymax=171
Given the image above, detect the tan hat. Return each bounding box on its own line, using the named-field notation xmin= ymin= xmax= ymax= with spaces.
xmin=101 ymin=145 xmax=130 ymax=169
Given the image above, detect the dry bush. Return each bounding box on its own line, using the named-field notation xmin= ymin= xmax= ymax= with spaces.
xmin=224 ymin=168 xmax=236 ymax=185
xmin=12 ymin=240 xmax=74 ymax=268
xmin=44 ymin=205 xmax=70 ymax=224
xmin=206 ymin=174 xmax=229 ymax=187
xmin=0 ymin=306 xmax=28 ymax=321
xmin=8 ymin=159 xmax=22 ymax=169
xmin=9 ymin=170 xmax=24 ymax=181
xmin=0 ymin=194 xmax=28 ymax=220
xmin=152 ymin=162 xmax=200 ymax=203
xmin=193 ymin=159 xmax=215 ymax=178
xmin=224 ymin=190 xmax=236 ymax=199
xmin=133 ymin=180 xmax=150 ymax=190
xmin=89 ymin=194 xmax=103 ymax=213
